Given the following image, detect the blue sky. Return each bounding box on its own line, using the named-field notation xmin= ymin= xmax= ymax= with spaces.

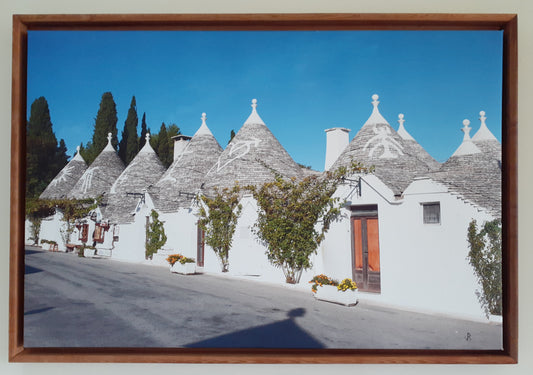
xmin=27 ymin=30 xmax=503 ymax=170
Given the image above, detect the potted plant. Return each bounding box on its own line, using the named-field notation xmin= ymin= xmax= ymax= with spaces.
xmin=82 ymin=245 xmax=96 ymax=258
xmin=167 ymin=254 xmax=196 ymax=275
xmin=310 ymin=275 xmax=358 ymax=306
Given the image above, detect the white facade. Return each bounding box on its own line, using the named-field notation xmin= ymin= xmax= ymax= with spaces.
xmin=319 ymin=173 xmax=495 ymax=320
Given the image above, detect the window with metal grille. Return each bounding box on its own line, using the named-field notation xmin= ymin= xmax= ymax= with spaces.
xmin=422 ymin=202 xmax=441 ymax=224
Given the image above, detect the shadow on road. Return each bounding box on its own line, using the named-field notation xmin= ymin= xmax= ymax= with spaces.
xmin=185 ymin=308 xmax=324 ymax=348
xmin=25 ymin=307 xmax=55 ymax=315
xmin=25 ymin=264 xmax=43 ymax=274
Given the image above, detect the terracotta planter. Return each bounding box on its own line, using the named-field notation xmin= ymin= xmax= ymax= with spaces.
xmin=170 ymin=262 xmax=196 ymax=275
xmin=314 ymin=285 xmax=358 ymax=306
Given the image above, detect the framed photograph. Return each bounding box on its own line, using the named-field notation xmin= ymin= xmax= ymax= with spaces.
xmin=10 ymin=13 xmax=518 ymax=363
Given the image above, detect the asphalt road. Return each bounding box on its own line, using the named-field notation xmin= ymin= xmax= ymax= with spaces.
xmin=24 ymin=248 xmax=502 ymax=349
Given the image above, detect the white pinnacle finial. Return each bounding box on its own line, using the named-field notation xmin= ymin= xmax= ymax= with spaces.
xmin=372 ymin=94 xmax=379 ymax=108
xmin=452 ymin=118 xmax=481 ymax=156
xmin=244 ymin=98 xmax=265 ymax=125
xmin=398 ymin=113 xmax=405 ymax=125
xmin=479 ymin=110 xmax=487 ymax=126
xmin=363 ymin=93 xmax=388 ymax=126
xmin=472 ymin=110 xmax=498 ymax=142
xmin=72 ymin=144 xmax=85 ymax=161
xmin=139 ymin=132 xmax=153 ymax=154
xmin=103 ymin=132 xmax=114 ymax=151
xmin=201 ymin=112 xmax=207 ymax=125
xmin=462 ymin=119 xmax=472 ymax=139
xmin=396 ymin=113 xmax=414 ymax=141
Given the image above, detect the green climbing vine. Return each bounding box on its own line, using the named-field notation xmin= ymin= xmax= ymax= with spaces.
xmin=467 ymin=219 xmax=502 ymax=317
xmin=197 ymin=185 xmax=242 ymax=273
xmin=145 ymin=209 xmax=167 ymax=260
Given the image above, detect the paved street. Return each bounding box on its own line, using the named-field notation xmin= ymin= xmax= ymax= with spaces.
xmin=24 ymin=248 xmax=502 ymax=349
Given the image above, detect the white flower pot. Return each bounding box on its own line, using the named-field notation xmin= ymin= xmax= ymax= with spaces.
xmin=83 ymin=248 xmax=96 ymax=258
xmin=489 ymin=314 xmax=503 ymax=324
xmin=314 ymin=285 xmax=358 ymax=306
xmin=170 ymin=262 xmax=196 ymax=275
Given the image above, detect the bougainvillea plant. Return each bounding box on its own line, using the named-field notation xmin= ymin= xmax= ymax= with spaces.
xmin=250 ymin=160 xmax=372 ymax=284
xmin=197 ymin=184 xmax=242 ymax=273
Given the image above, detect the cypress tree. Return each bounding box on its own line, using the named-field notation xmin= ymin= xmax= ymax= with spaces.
xmin=139 ymin=112 xmax=148 ymax=150
xmin=156 ymin=123 xmax=170 ymax=167
xmin=228 ymin=129 xmax=236 ymax=144
xmin=55 ymin=139 xmax=69 ymax=170
xmin=83 ymin=92 xmax=118 ymax=165
xmin=118 ymin=96 xmax=139 ymax=164
xmin=26 ymin=97 xmax=64 ymax=198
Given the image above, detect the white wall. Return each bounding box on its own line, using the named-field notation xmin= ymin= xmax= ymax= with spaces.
xmin=321 ymin=174 xmax=495 ymax=320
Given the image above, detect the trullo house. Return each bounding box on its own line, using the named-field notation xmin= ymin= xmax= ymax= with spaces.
xmin=319 ymin=95 xmax=501 ymax=320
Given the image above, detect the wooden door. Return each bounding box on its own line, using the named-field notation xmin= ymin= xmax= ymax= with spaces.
xmin=352 ymin=216 xmax=381 ymax=293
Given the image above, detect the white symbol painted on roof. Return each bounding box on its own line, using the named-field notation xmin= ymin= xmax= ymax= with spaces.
xmin=48 ymin=165 xmax=74 ymax=187
xmin=80 ymin=167 xmax=99 ymax=193
xmin=363 ymin=126 xmax=404 ymax=159
xmin=216 ymin=137 xmax=261 ymax=172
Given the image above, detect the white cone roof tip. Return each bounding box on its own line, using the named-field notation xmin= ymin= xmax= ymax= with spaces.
xmin=244 ymin=98 xmax=265 ymax=125
xmin=452 ymin=119 xmax=482 ymax=157
xmin=472 ymin=110 xmax=498 ymax=142
xmin=396 ymin=113 xmax=415 ymax=141
xmin=72 ymin=145 xmax=85 ymax=162
xmin=103 ymin=132 xmax=115 ymax=152
xmin=139 ymin=133 xmax=155 ymax=154
xmin=364 ymin=94 xmax=389 ymax=126
xmin=194 ymin=112 xmax=215 ymax=137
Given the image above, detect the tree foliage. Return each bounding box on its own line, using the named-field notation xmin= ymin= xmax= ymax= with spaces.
xmin=228 ymin=129 xmax=236 ymax=144
xmin=145 ymin=209 xmax=167 ymax=260
xmin=139 ymin=112 xmax=148 ymax=150
xmin=26 ymin=96 xmax=68 ymax=198
xmin=156 ymin=123 xmax=170 ymax=167
xmin=467 ymin=219 xmax=502 ymax=317
xmin=197 ymin=185 xmax=242 ymax=272
xmin=25 ymin=197 xmax=100 ymax=246
xmin=118 ymin=96 xmax=139 ymax=165
xmin=250 ymin=161 xmax=372 ymax=284
xmin=82 ymin=92 xmax=118 ymax=165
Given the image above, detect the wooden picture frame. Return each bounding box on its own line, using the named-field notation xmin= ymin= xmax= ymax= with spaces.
xmin=10 ymin=13 xmax=518 ymax=364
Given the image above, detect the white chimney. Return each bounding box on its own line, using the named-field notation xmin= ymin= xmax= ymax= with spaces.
xmin=324 ymin=127 xmax=351 ymax=171
xmin=171 ymin=135 xmax=192 ymax=161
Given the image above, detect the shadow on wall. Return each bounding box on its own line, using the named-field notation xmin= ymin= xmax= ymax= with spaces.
xmin=185 ymin=308 xmax=325 ymax=348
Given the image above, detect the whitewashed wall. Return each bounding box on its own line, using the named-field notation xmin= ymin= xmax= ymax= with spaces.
xmin=320 ymin=173 xmax=495 ymax=320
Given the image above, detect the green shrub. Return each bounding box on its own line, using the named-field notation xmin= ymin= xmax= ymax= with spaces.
xmin=467 ymin=219 xmax=502 ymax=317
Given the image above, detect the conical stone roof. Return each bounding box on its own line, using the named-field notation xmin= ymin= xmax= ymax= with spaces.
xmin=202 ymin=99 xmax=303 ymax=194
xmin=40 ymin=146 xmax=88 ymax=199
xmin=429 ymin=118 xmax=501 ymax=217
xmin=472 ymin=111 xmax=501 ymax=160
xmin=104 ymin=134 xmax=167 ymax=223
xmin=396 ymin=114 xmax=441 ymax=171
xmin=330 ymin=95 xmax=434 ymax=195
xmin=151 ymin=113 xmax=223 ymax=213
xmin=68 ymin=133 xmax=125 ymax=200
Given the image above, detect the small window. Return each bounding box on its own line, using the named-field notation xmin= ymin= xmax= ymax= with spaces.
xmin=423 ymin=202 xmax=441 ymax=224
